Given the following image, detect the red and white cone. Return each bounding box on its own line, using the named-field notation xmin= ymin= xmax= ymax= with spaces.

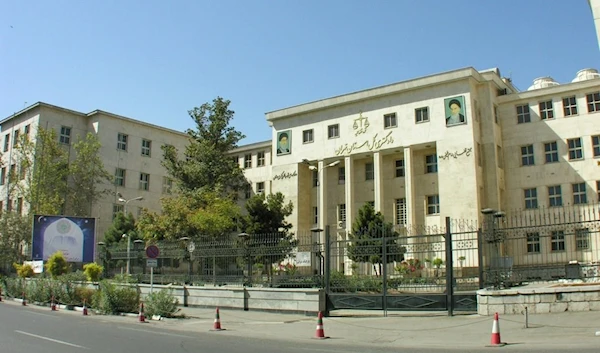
xmin=138 ymin=302 xmax=146 ymax=323
xmin=21 ymin=291 xmax=27 ymax=306
xmin=0 ymin=287 xmax=3 ymax=302
xmin=313 ymin=311 xmax=329 ymax=339
xmin=488 ymin=312 xmax=506 ymax=347
xmin=82 ymin=300 xmax=88 ymax=316
xmin=210 ymin=307 xmax=224 ymax=331
xmin=51 ymin=296 xmax=57 ymax=311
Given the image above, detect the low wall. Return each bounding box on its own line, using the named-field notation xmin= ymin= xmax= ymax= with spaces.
xmin=477 ymin=284 xmax=600 ymax=316
xmin=137 ymin=284 xmax=324 ymax=316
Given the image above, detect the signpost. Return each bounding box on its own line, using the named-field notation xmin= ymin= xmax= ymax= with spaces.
xmin=146 ymin=245 xmax=160 ymax=293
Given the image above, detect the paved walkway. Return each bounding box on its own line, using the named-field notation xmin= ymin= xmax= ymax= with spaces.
xmin=165 ymin=305 xmax=600 ymax=350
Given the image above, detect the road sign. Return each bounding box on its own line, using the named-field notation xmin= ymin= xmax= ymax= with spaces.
xmin=146 ymin=245 xmax=160 ymax=259
xmin=146 ymin=259 xmax=158 ymax=268
xmin=187 ymin=241 xmax=195 ymax=253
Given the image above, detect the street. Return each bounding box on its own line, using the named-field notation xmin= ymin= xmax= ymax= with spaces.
xmin=0 ymin=301 xmax=598 ymax=353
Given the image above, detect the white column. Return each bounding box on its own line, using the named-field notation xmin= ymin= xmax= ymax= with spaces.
xmin=373 ymin=152 xmax=384 ymax=213
xmin=344 ymin=156 xmax=354 ymax=233
xmin=318 ymin=160 xmax=327 ymax=244
xmin=404 ymin=146 xmax=416 ymax=228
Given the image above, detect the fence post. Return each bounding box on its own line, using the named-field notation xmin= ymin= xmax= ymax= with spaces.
xmin=382 ymin=233 xmax=388 ymax=317
xmin=445 ymin=217 xmax=454 ymax=317
xmin=324 ymin=225 xmax=331 ymax=295
xmin=477 ymin=228 xmax=485 ymax=289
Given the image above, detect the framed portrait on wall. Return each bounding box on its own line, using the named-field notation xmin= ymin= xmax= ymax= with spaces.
xmin=276 ymin=130 xmax=291 ymax=155
xmin=444 ymin=95 xmax=467 ymax=127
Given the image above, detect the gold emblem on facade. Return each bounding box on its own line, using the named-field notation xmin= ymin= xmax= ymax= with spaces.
xmin=353 ymin=112 xmax=369 ymax=136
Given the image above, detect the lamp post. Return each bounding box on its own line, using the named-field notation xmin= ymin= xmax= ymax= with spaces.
xmin=117 ymin=193 xmax=144 ymax=216
xmin=179 ymin=237 xmax=194 ymax=284
xmin=122 ymin=234 xmax=143 ymax=275
xmin=238 ymin=233 xmax=252 ymax=287
xmin=97 ymin=241 xmax=108 ymax=278
xmin=481 ymin=208 xmax=506 ymax=288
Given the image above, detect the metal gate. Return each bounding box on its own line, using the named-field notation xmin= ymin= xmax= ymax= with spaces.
xmin=324 ymin=218 xmax=479 ymax=314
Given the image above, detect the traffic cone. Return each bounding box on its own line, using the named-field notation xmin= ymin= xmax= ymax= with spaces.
xmin=488 ymin=312 xmax=506 ymax=347
xmin=313 ymin=311 xmax=329 ymax=339
xmin=0 ymin=287 xmax=3 ymax=302
xmin=22 ymin=291 xmax=27 ymax=306
xmin=82 ymin=300 xmax=88 ymax=316
xmin=51 ymin=296 xmax=57 ymax=311
xmin=210 ymin=307 xmax=224 ymax=331
xmin=138 ymin=302 xmax=146 ymax=323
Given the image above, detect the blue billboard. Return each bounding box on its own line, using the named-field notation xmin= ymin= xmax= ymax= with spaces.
xmin=32 ymin=215 xmax=96 ymax=263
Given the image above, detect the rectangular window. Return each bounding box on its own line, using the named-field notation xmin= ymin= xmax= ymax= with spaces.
xmin=3 ymin=134 xmax=9 ymax=152
xmin=13 ymin=130 xmax=19 ymax=147
xmin=597 ymin=180 xmax=600 ymax=202
xmin=365 ymin=163 xmax=374 ymax=181
xmin=112 ymin=204 xmax=124 ymax=219
xmin=312 ymin=170 xmax=318 ymax=187
xmin=551 ymin=230 xmax=566 ymax=252
xmin=567 ymin=138 xmax=583 ymax=160
xmin=327 ymin=124 xmax=339 ymax=139
xmin=24 ymin=124 xmax=30 ymax=137
xmin=516 ymin=104 xmax=531 ymax=124
xmin=162 ymin=176 xmax=173 ymax=194
xmin=576 ymin=228 xmax=590 ymax=250
xmin=117 ymin=133 xmax=128 ymax=151
xmin=115 ymin=168 xmax=126 ymax=186
xmin=9 ymin=164 xmax=15 ymax=182
xmin=415 ymin=107 xmax=429 ymax=123
xmin=257 ymin=151 xmax=265 ymax=167
xmin=494 ymin=105 xmax=499 ymax=124
xmin=427 ymin=195 xmax=440 ymax=215
xmin=425 ymin=154 xmax=437 ymax=173
xmin=302 ymin=129 xmax=314 ymax=143
xmin=244 ymin=154 xmax=252 ymax=168
xmin=338 ymin=204 xmax=346 ymax=223
xmin=544 ymin=141 xmax=559 ymax=163
xmin=524 ymin=188 xmax=538 ymax=209
xmin=338 ymin=167 xmax=345 ymax=184
xmin=526 ymin=233 xmax=540 ymax=253
xmin=0 ymin=167 xmax=5 ymax=186
xmin=563 ymin=96 xmax=578 ymax=116
xmin=19 ymin=164 xmax=26 ymax=180
xmin=573 ymin=182 xmax=587 ymax=204
xmin=313 ymin=207 xmax=318 ymax=225
xmin=548 ymin=185 xmax=562 ymax=207
xmin=256 ymin=182 xmax=265 ymax=194
xmin=244 ymin=184 xmax=252 ymax=199
xmin=6 ymin=199 xmax=11 ymax=212
xmin=521 ymin=145 xmax=534 ymax=166
xmin=539 ymin=100 xmax=554 ymax=120
xmin=587 ymin=92 xmax=600 ymax=112
xmin=16 ymin=197 xmax=23 ymax=215
xmin=384 ymin=113 xmax=397 ymax=128
xmin=496 ymin=145 xmax=504 ymax=169
xmin=395 ymin=198 xmax=407 ymax=226
xmin=139 ymin=172 xmax=150 ymax=191
xmin=232 ymin=157 xmax=239 ymax=167
xmin=59 ymin=126 xmax=71 ymax=144
xmin=395 ymin=159 xmax=405 ymax=177
xmin=141 ymin=139 xmax=151 ymax=157
xmin=592 ymin=135 xmax=600 ymax=157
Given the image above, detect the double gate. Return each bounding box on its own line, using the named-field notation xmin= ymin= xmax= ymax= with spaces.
xmin=323 ymin=218 xmax=479 ymax=314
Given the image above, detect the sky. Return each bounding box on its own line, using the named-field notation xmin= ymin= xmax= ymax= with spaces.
xmin=1 ymin=0 xmax=599 ymax=145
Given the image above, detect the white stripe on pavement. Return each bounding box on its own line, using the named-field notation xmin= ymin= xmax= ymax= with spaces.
xmin=15 ymin=330 xmax=89 ymax=349
xmin=117 ymin=326 xmax=195 ymax=339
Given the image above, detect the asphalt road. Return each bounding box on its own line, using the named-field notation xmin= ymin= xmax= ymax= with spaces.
xmin=1 ymin=302 xmax=597 ymax=353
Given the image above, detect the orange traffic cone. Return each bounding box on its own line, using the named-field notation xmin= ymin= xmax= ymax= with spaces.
xmin=313 ymin=311 xmax=329 ymax=339
xmin=210 ymin=307 xmax=225 ymax=331
xmin=138 ymin=302 xmax=146 ymax=323
xmin=51 ymin=296 xmax=57 ymax=311
xmin=488 ymin=312 xmax=506 ymax=347
xmin=82 ymin=300 xmax=88 ymax=316
xmin=0 ymin=287 xmax=3 ymax=302
xmin=21 ymin=291 xmax=27 ymax=306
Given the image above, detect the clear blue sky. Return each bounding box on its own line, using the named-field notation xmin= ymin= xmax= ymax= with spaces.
xmin=1 ymin=0 xmax=599 ymax=145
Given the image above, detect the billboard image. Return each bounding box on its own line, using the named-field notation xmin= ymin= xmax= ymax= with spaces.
xmin=32 ymin=215 xmax=96 ymax=263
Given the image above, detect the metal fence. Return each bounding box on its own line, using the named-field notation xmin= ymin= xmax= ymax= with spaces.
xmin=480 ymin=202 xmax=600 ymax=289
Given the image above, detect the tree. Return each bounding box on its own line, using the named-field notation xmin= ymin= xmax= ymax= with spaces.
xmin=161 ymin=97 xmax=247 ymax=196
xmin=0 ymin=213 xmax=32 ymax=273
xmin=14 ymin=263 xmax=34 ymax=278
xmin=12 ymin=127 xmax=70 ymax=215
xmin=45 ymin=251 xmax=70 ymax=279
xmin=104 ymin=212 xmax=138 ymax=245
xmin=240 ymin=192 xmax=296 ymax=278
xmin=66 ymin=133 xmax=113 ymax=216
xmin=83 ymin=262 xmax=103 ymax=282
xmin=347 ymin=203 xmax=405 ymax=276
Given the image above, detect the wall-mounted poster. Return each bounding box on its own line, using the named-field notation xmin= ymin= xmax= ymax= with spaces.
xmin=444 ymin=96 xmax=467 ymax=127
xmin=277 ymin=130 xmax=291 ymax=155
xmin=32 ymin=215 xmax=96 ymax=263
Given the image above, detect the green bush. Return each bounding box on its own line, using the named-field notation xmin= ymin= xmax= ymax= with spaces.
xmin=144 ymin=289 xmax=180 ymax=318
xmin=46 ymin=252 xmax=70 ymax=279
xmin=94 ymin=281 xmax=139 ymax=314
xmin=14 ymin=263 xmax=35 ymax=278
xmin=83 ymin=263 xmax=103 ymax=282
xmin=74 ymin=287 xmax=96 ymax=306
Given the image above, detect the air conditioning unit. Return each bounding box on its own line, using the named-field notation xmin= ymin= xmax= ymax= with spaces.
xmin=337 ymin=221 xmax=346 ymax=229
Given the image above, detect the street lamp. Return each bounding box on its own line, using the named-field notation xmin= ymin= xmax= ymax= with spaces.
xmin=97 ymin=241 xmax=108 ymax=278
xmin=481 ymin=208 xmax=506 ymax=289
xmin=122 ymin=234 xmax=143 ymax=275
xmin=179 ymin=237 xmax=194 ymax=284
xmin=117 ymin=192 xmax=144 ymax=216
xmin=238 ymin=232 xmax=252 ymax=287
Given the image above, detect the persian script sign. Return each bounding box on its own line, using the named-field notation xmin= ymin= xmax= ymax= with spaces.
xmin=334 ymin=131 xmax=394 ymax=156
xmin=438 ymin=147 xmax=473 ymax=160
xmin=273 ymin=170 xmax=298 ymax=180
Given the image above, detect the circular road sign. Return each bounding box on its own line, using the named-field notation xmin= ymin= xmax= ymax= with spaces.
xmin=187 ymin=241 xmax=196 ymax=253
xmin=146 ymin=245 xmax=160 ymax=259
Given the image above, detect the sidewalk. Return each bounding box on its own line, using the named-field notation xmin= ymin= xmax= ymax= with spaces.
xmin=163 ymin=305 xmax=600 ymax=350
